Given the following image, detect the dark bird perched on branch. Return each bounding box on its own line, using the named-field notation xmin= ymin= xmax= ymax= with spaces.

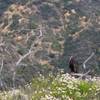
xmin=69 ymin=56 xmax=79 ymax=73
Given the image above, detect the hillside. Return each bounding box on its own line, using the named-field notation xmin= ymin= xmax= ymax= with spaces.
xmin=0 ymin=0 xmax=100 ymax=92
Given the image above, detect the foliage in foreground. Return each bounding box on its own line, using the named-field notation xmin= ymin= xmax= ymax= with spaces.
xmin=0 ymin=73 xmax=100 ymax=100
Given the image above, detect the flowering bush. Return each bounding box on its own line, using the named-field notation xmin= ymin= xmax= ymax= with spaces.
xmin=0 ymin=73 xmax=100 ymax=100
xmin=31 ymin=73 xmax=100 ymax=100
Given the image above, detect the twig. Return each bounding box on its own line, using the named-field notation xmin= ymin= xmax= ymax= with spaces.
xmin=16 ymin=49 xmax=32 ymax=66
xmin=71 ymin=70 xmax=91 ymax=79
xmin=12 ymin=71 xmax=16 ymax=90
xmin=0 ymin=59 xmax=6 ymax=90
xmin=0 ymin=59 xmax=4 ymax=74
xmin=38 ymin=25 xmax=43 ymax=38
xmin=0 ymin=42 xmax=5 ymax=47
xmin=39 ymin=28 xmax=43 ymax=38
xmin=16 ymin=24 xmax=44 ymax=66
xmin=83 ymin=52 xmax=95 ymax=69
xmin=79 ymin=70 xmax=91 ymax=79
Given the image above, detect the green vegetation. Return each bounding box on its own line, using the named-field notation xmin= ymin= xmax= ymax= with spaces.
xmin=30 ymin=21 xmax=38 ymax=29
xmin=0 ymin=0 xmax=100 ymax=100
xmin=31 ymin=74 xmax=100 ymax=100
xmin=51 ymin=40 xmax=62 ymax=51
xmin=10 ymin=14 xmax=20 ymax=30
xmin=0 ymin=73 xmax=100 ymax=100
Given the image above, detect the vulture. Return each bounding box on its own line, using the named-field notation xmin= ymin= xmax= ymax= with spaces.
xmin=69 ymin=56 xmax=79 ymax=73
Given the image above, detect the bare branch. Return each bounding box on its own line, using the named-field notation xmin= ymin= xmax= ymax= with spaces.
xmin=71 ymin=70 xmax=91 ymax=79
xmin=39 ymin=28 xmax=43 ymax=38
xmin=16 ymin=49 xmax=32 ymax=66
xmin=38 ymin=25 xmax=43 ymax=38
xmin=12 ymin=71 xmax=16 ymax=89
xmin=83 ymin=52 xmax=95 ymax=69
xmin=0 ymin=59 xmax=4 ymax=75
xmin=0 ymin=59 xmax=6 ymax=90
xmin=0 ymin=42 xmax=5 ymax=47
xmin=16 ymin=25 xmax=44 ymax=66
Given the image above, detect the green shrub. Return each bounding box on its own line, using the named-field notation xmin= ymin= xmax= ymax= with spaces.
xmin=30 ymin=21 xmax=38 ymax=29
xmin=51 ymin=40 xmax=62 ymax=51
xmin=0 ymin=73 xmax=100 ymax=100
xmin=30 ymin=74 xmax=100 ymax=100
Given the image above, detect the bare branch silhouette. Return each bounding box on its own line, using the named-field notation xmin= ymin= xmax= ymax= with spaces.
xmin=83 ymin=52 xmax=95 ymax=69
xmin=16 ymin=49 xmax=32 ymax=66
xmin=71 ymin=70 xmax=91 ymax=79
xmin=0 ymin=59 xmax=4 ymax=75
